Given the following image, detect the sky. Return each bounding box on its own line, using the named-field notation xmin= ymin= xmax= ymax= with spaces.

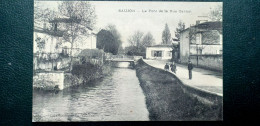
xmin=36 ymin=1 xmax=222 ymax=48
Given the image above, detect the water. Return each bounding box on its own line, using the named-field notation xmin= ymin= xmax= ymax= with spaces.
xmin=33 ymin=62 xmax=149 ymax=121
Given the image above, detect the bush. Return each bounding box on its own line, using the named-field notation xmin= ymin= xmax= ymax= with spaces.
xmin=71 ymin=62 xmax=100 ymax=78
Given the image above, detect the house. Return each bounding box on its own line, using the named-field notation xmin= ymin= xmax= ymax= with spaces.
xmin=146 ymin=44 xmax=173 ymax=60
xmin=179 ymin=21 xmax=223 ymax=71
xmin=34 ymin=17 xmax=97 ymax=57
xmin=33 ymin=17 xmax=97 ymax=70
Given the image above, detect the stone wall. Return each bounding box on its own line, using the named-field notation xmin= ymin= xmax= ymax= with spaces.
xmin=33 ymin=71 xmax=64 ymax=90
xmin=35 ymin=57 xmax=70 ymax=71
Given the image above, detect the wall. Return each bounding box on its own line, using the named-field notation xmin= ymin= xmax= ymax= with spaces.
xmin=190 ymin=45 xmax=222 ymax=55
xmin=179 ymin=28 xmax=223 ymax=71
xmin=33 ymin=71 xmax=64 ymax=90
xmin=74 ymin=34 xmax=97 ymax=50
xmin=33 ymin=32 xmax=62 ymax=54
xmin=179 ymin=30 xmax=190 ymax=63
xmin=146 ymin=47 xmax=172 ymax=60
xmin=35 ymin=57 xmax=70 ymax=71
xmin=190 ymin=55 xmax=223 ymax=71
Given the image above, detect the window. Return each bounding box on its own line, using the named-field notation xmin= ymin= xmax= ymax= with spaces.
xmin=167 ymin=51 xmax=172 ymax=57
xmin=152 ymin=51 xmax=162 ymax=57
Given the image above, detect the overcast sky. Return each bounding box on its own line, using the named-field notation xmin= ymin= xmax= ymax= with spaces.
xmin=36 ymin=1 xmax=222 ymax=48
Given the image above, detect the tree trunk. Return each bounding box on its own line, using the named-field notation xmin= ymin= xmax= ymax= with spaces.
xmin=69 ymin=40 xmax=74 ymax=72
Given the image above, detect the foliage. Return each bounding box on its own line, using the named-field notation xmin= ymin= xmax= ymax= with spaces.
xmin=78 ymin=49 xmax=104 ymax=59
xmin=35 ymin=37 xmax=45 ymax=53
xmin=58 ymin=1 xmax=97 ymax=71
xmin=58 ymin=1 xmax=96 ymax=42
xmin=125 ymin=46 xmax=146 ymax=57
xmin=96 ymin=29 xmax=119 ymax=55
xmin=162 ymin=23 xmax=171 ymax=44
xmin=105 ymin=24 xmax=122 ymax=54
xmin=175 ymin=20 xmax=185 ymax=41
xmin=71 ymin=62 xmax=112 ymax=82
xmin=34 ymin=2 xmax=58 ymax=23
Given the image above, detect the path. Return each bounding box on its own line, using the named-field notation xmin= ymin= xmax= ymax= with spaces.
xmin=143 ymin=59 xmax=223 ymax=95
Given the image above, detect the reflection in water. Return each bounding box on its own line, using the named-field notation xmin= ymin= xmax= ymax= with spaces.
xmin=33 ymin=62 xmax=149 ymax=121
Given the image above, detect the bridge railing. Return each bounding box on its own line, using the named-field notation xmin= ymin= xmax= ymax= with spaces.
xmin=105 ymin=54 xmax=143 ymax=61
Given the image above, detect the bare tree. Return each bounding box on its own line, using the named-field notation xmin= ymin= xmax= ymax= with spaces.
xmin=34 ymin=2 xmax=58 ymax=28
xmin=209 ymin=4 xmax=222 ymax=21
xmin=162 ymin=23 xmax=172 ymax=44
xmin=142 ymin=32 xmax=155 ymax=47
xmin=128 ymin=31 xmax=144 ymax=51
xmin=58 ymin=1 xmax=96 ymax=71
xmin=175 ymin=20 xmax=185 ymax=41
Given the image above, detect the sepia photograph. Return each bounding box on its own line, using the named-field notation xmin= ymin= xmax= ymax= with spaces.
xmin=33 ymin=0 xmax=223 ymax=121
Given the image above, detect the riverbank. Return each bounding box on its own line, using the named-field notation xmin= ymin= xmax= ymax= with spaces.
xmin=135 ymin=59 xmax=222 ymax=120
xmin=33 ymin=62 xmax=149 ymax=121
xmin=33 ymin=61 xmax=113 ymax=91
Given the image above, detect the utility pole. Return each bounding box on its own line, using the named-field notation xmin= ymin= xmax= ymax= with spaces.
xmin=196 ymin=43 xmax=198 ymax=66
xmin=188 ymin=24 xmax=191 ymax=61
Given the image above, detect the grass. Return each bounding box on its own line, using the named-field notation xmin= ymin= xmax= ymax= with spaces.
xmin=135 ymin=59 xmax=222 ymax=121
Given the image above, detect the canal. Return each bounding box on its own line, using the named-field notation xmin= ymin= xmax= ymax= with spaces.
xmin=33 ymin=62 xmax=149 ymax=121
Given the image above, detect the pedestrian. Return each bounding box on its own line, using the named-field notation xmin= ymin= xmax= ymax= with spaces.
xmin=188 ymin=60 xmax=193 ymax=79
xmin=170 ymin=61 xmax=177 ymax=73
xmin=164 ymin=63 xmax=169 ymax=71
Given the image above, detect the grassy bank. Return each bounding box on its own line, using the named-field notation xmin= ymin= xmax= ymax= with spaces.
xmin=135 ymin=59 xmax=222 ymax=121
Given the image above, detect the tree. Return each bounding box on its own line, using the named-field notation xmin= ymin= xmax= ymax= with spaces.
xmin=142 ymin=32 xmax=155 ymax=47
xmin=175 ymin=20 xmax=185 ymax=40
xmin=58 ymin=1 xmax=96 ymax=71
xmin=127 ymin=31 xmax=155 ymax=57
xmin=96 ymin=30 xmax=118 ymax=55
xmin=128 ymin=31 xmax=144 ymax=52
xmin=162 ymin=23 xmax=171 ymax=44
xmin=105 ymin=24 xmax=122 ymax=54
xmin=209 ymin=5 xmax=222 ymax=21
xmin=34 ymin=2 xmax=58 ymax=29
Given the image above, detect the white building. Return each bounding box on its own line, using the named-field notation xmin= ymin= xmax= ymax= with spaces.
xmin=146 ymin=44 xmax=172 ymax=60
xmin=34 ymin=18 xmax=97 ymax=57
xmin=179 ymin=21 xmax=223 ymax=63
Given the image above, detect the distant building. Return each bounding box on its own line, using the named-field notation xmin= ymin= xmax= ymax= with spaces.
xmin=146 ymin=44 xmax=173 ymax=60
xmin=179 ymin=21 xmax=223 ymax=71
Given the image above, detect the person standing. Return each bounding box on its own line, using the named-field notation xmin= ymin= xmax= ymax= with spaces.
xmin=164 ymin=63 xmax=169 ymax=71
xmin=170 ymin=61 xmax=177 ymax=73
xmin=188 ymin=60 xmax=193 ymax=79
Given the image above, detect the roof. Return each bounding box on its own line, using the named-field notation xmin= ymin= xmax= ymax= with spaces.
xmin=34 ymin=26 xmax=64 ymax=37
xmin=180 ymin=21 xmax=222 ymax=33
xmin=49 ymin=17 xmax=81 ymax=24
xmin=196 ymin=21 xmax=222 ymax=30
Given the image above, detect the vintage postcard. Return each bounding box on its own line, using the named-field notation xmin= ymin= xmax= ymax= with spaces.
xmin=33 ymin=0 xmax=223 ymax=121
